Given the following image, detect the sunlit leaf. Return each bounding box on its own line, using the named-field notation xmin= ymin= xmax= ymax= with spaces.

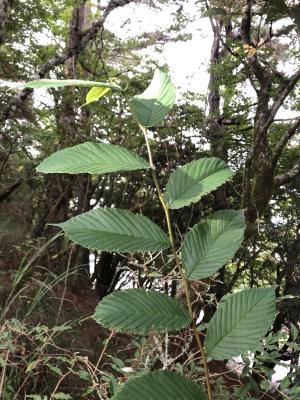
xmin=129 ymin=69 xmax=175 ymax=127
xmin=37 ymin=142 xmax=150 ymax=174
xmin=85 ymin=86 xmax=111 ymax=105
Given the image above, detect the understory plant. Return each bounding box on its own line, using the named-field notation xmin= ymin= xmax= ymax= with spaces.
xmin=20 ymin=70 xmax=277 ymax=399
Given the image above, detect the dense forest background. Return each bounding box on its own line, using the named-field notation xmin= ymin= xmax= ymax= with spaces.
xmin=0 ymin=0 xmax=299 ymax=399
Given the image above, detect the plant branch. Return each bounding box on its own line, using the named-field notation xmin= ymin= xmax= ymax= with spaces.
xmin=138 ymin=124 xmax=213 ymax=400
xmin=271 ymin=115 xmax=300 ymax=168
xmin=263 ymin=69 xmax=300 ymax=132
xmin=274 ymin=160 xmax=300 ymax=187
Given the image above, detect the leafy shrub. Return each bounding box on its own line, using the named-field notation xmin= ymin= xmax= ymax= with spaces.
xmin=20 ymin=69 xmax=280 ymax=400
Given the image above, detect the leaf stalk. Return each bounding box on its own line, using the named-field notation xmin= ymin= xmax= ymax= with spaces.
xmin=139 ymin=123 xmax=213 ymax=400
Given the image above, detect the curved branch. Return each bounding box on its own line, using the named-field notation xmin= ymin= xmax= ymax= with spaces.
xmin=275 ymin=160 xmax=300 ymax=187
xmin=271 ymin=115 xmax=300 ymax=168
xmin=0 ymin=180 xmax=23 ymax=203
xmin=263 ymin=69 xmax=300 ymax=132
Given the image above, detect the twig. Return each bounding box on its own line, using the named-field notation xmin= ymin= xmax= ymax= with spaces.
xmin=94 ymin=330 xmax=115 ymax=373
xmin=55 ymin=245 xmax=75 ymax=325
xmin=0 ymin=349 xmax=9 ymax=398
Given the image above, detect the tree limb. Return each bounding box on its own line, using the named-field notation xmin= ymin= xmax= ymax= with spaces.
xmin=0 ymin=180 xmax=23 ymax=203
xmin=271 ymin=115 xmax=300 ymax=168
xmin=257 ymin=24 xmax=295 ymax=48
xmin=275 ymin=160 xmax=300 ymax=187
xmin=263 ymin=68 xmax=300 ymax=132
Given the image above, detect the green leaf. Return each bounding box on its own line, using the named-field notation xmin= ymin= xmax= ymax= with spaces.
xmin=110 ymin=375 xmax=121 ymax=397
xmin=182 ymin=210 xmax=245 ymax=280
xmin=55 ymin=208 xmax=170 ymax=252
xmin=112 ymin=371 xmax=208 ymax=400
xmin=45 ymin=363 xmax=62 ymax=376
xmin=76 ymin=369 xmax=90 ymax=381
xmin=26 ymin=360 xmax=39 ymax=373
xmin=37 ymin=142 xmax=150 ymax=174
xmin=53 ymin=394 xmax=72 ymax=400
xmin=85 ymin=86 xmax=111 ymax=105
xmin=129 ymin=69 xmax=175 ymax=127
xmin=205 ymin=287 xmax=276 ymax=360
xmin=290 ymin=323 xmax=298 ymax=341
xmin=16 ymin=79 xmax=121 ymax=91
xmin=165 ymin=157 xmax=234 ymax=209
xmin=93 ymin=289 xmax=191 ymax=335
xmin=202 ymin=7 xmax=227 ymax=18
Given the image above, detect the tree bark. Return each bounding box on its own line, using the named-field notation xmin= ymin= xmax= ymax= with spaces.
xmin=0 ymin=0 xmax=13 ymax=44
xmin=238 ymin=0 xmax=300 ymax=230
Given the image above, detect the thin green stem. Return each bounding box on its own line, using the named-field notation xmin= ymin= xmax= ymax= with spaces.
xmin=139 ymin=124 xmax=213 ymax=400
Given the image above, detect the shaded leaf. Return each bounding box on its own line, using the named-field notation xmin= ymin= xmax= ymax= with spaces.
xmin=112 ymin=371 xmax=208 ymax=400
xmin=26 ymin=360 xmax=39 ymax=373
xmin=205 ymin=287 xmax=276 ymax=360
xmin=182 ymin=210 xmax=245 ymax=280
xmin=93 ymin=288 xmax=191 ymax=335
xmin=165 ymin=157 xmax=234 ymax=209
xmin=290 ymin=323 xmax=298 ymax=341
xmin=129 ymin=69 xmax=175 ymax=127
xmin=37 ymin=142 xmax=150 ymax=174
xmin=45 ymin=363 xmax=62 ymax=376
xmin=55 ymin=208 xmax=170 ymax=252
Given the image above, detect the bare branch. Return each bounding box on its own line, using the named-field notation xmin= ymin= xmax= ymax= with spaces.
xmin=271 ymin=115 xmax=300 ymax=167
xmin=275 ymin=160 xmax=300 ymax=187
xmin=263 ymin=69 xmax=300 ymax=132
xmin=0 ymin=180 xmax=23 ymax=204
xmin=257 ymin=24 xmax=295 ymax=48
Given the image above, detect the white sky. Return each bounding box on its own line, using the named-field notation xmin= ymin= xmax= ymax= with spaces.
xmin=1 ymin=0 xmax=299 ymax=122
xmin=105 ymin=0 xmax=213 ymax=96
xmin=105 ymin=0 xmax=299 ymax=121
xmin=1 ymin=1 xmax=213 ymax=98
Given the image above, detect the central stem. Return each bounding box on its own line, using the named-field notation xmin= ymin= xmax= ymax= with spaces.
xmin=139 ymin=124 xmax=213 ymax=400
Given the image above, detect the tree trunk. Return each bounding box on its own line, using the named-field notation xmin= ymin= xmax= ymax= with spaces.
xmin=0 ymin=0 xmax=13 ymax=44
